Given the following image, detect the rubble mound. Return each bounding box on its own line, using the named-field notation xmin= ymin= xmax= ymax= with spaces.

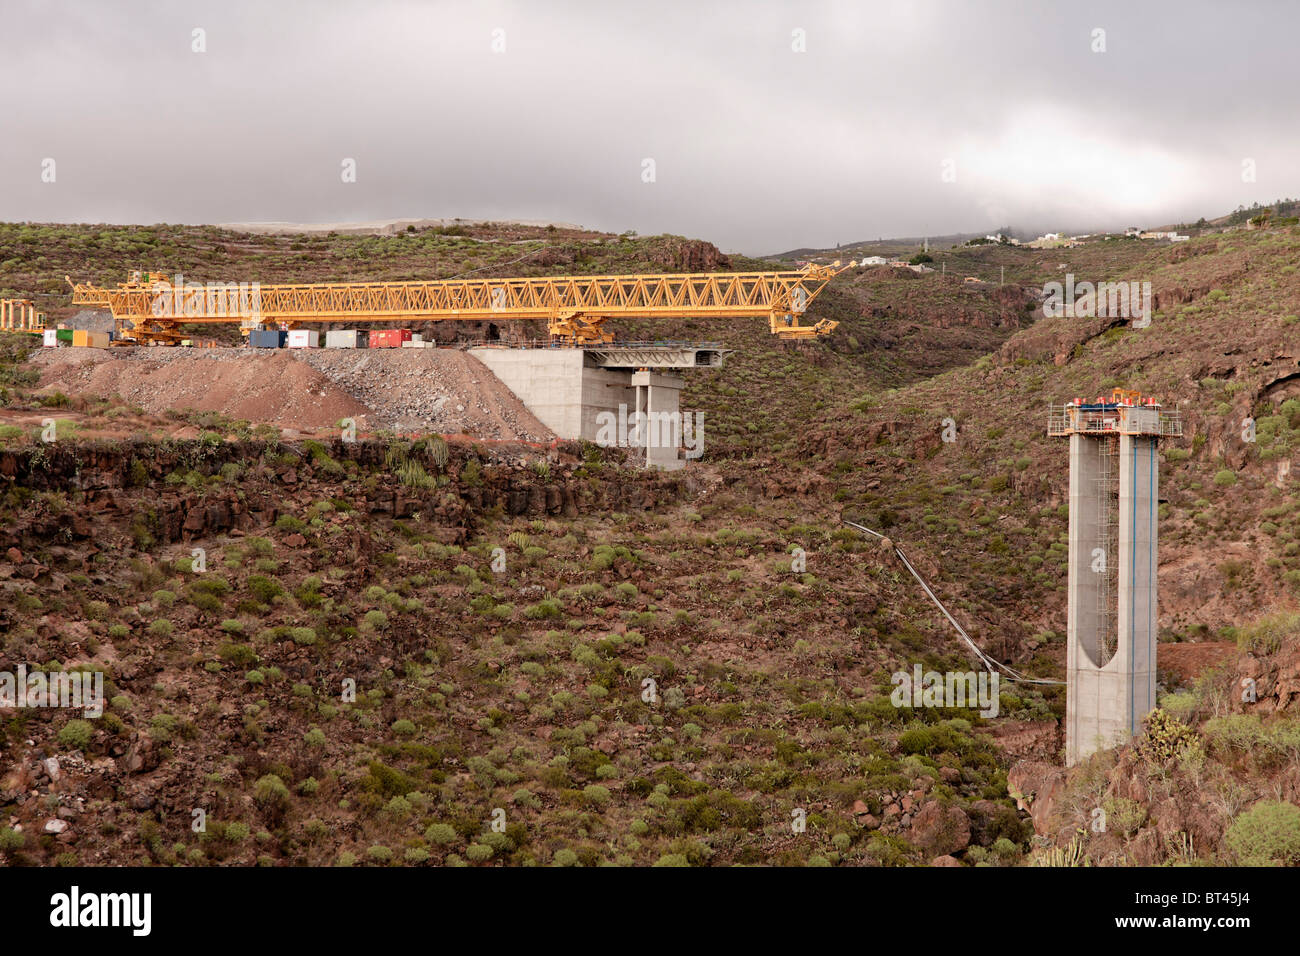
xmin=29 ymin=347 xmax=553 ymax=440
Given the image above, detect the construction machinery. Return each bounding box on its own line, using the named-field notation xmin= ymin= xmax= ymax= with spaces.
xmin=67 ymin=264 xmax=844 ymax=346
xmin=0 ymin=298 xmax=48 ymax=333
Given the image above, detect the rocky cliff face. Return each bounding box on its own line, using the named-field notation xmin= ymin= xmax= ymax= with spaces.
xmin=0 ymin=438 xmax=684 ymax=558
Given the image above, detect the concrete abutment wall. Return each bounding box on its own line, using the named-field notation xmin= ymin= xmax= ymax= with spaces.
xmin=469 ymin=347 xmax=689 ymax=470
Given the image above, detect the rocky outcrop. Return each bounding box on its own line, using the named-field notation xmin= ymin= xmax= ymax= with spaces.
xmin=1007 ymin=760 xmax=1067 ymax=834
xmin=0 ymin=438 xmax=685 ymax=552
xmin=911 ymin=800 xmax=971 ymax=856
xmin=648 ymin=237 xmax=730 ymax=273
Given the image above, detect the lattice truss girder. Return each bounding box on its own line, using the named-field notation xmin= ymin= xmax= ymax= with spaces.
xmin=68 ymin=266 xmax=843 ymax=344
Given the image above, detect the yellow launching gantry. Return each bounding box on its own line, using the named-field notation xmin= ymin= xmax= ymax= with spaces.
xmin=67 ymin=264 xmax=844 ymax=345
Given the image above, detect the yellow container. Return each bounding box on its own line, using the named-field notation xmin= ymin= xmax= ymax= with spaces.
xmin=71 ymin=329 xmax=109 ymax=348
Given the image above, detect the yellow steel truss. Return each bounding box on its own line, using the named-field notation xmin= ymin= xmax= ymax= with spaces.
xmin=0 ymin=298 xmax=47 ymax=332
xmin=68 ymin=265 xmax=843 ymax=345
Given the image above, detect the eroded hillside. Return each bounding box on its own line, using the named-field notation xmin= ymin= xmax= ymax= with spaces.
xmin=1 ymin=222 xmax=1298 ymax=867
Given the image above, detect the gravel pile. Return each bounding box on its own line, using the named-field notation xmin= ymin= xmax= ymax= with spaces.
xmin=30 ymin=346 xmax=554 ymax=441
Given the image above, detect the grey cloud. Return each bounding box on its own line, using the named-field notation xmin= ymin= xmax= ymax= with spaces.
xmin=0 ymin=0 xmax=1293 ymax=253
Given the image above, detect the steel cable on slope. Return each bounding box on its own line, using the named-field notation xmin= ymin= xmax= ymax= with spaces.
xmin=841 ymin=519 xmax=1065 ymax=686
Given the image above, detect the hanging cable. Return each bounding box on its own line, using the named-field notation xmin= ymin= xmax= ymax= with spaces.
xmin=841 ymin=519 xmax=1064 ymax=686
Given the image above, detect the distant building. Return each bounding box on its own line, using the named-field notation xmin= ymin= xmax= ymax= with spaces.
xmin=1027 ymin=232 xmax=1078 ymax=249
xmin=859 ymin=255 xmax=888 ymax=266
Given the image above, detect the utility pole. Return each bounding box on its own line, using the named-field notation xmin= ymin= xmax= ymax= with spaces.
xmin=1000 ymin=265 xmax=1005 ymax=285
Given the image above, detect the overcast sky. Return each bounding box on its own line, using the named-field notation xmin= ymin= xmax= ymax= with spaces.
xmin=1 ymin=0 xmax=1294 ymax=253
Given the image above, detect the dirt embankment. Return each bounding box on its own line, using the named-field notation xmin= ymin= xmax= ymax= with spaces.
xmin=28 ymin=347 xmax=553 ymax=441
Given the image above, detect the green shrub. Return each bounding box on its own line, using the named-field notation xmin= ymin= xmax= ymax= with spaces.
xmin=84 ymin=600 xmax=111 ymax=621
xmin=383 ymin=796 xmax=413 ymax=818
xmin=218 ymin=642 xmax=258 ymax=666
xmin=1238 ymin=612 xmax=1300 ymax=654
xmin=425 ymin=823 xmax=457 ymax=845
xmin=58 ymin=719 xmax=94 ymax=751
xmin=1224 ymin=801 xmax=1300 ymax=866
xmin=289 ymin=626 xmax=317 ymax=646
xmin=247 ymin=575 xmax=283 ymax=603
xmin=1204 ymin=714 xmax=1266 ymax=753
xmin=253 ymin=774 xmax=291 ymax=813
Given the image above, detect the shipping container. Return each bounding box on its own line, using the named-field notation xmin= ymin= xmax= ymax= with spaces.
xmin=324 ymin=329 xmax=369 ymax=349
xmin=42 ymin=329 xmax=59 ymax=347
xmin=400 ymin=329 xmax=412 ymax=342
xmin=249 ymin=329 xmax=286 ymax=349
xmin=288 ymin=330 xmax=320 ymax=349
xmin=369 ymin=329 xmax=403 ymax=348
xmin=55 ymin=328 xmax=74 ymax=342
xmin=74 ymin=331 xmax=110 ymax=348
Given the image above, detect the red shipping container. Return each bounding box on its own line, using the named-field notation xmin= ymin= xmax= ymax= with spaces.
xmin=399 ymin=329 xmax=412 ymax=342
xmin=370 ymin=330 xmax=402 ymax=348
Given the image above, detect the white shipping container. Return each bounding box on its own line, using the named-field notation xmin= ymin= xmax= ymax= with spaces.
xmin=288 ymin=330 xmax=320 ymax=348
xmin=43 ymin=329 xmax=59 ymax=347
xmin=325 ymin=330 xmax=364 ymax=348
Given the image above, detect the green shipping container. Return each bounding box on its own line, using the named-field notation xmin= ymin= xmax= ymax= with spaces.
xmin=56 ymin=329 xmax=74 ymax=342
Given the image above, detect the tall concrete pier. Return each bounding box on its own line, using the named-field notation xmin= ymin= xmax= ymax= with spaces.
xmin=1049 ymin=392 xmax=1180 ymax=765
